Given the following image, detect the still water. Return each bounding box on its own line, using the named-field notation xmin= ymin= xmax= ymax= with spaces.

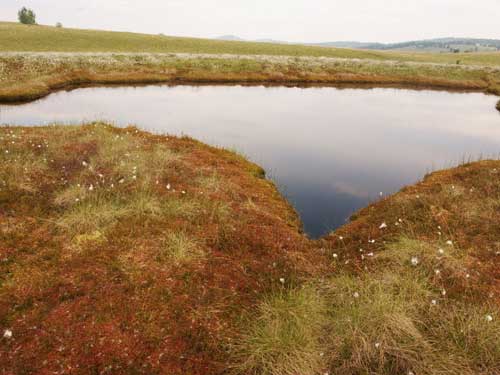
xmin=1 ymin=85 xmax=499 ymax=237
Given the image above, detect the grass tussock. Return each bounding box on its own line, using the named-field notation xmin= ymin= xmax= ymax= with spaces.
xmin=159 ymin=232 xmax=205 ymax=264
xmin=57 ymin=194 xmax=131 ymax=234
xmin=234 ymin=286 xmax=328 ymax=375
xmin=323 ymin=272 xmax=499 ymax=375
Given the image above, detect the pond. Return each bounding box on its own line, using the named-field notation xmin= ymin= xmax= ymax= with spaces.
xmin=1 ymin=85 xmax=499 ymax=238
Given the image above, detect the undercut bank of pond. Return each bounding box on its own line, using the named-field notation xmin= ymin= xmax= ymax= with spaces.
xmin=2 ymin=84 xmax=500 ymax=238
xmin=0 ymin=123 xmax=499 ymax=375
xmin=1 ymin=52 xmax=500 ymax=107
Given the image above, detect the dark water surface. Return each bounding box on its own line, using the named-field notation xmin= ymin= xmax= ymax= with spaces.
xmin=1 ymin=85 xmax=499 ymax=237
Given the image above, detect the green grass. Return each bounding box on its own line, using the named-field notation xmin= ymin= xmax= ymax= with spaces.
xmin=1 ymin=21 xmax=500 ymax=103
xmin=2 ymin=21 xmax=500 ymax=66
xmin=234 ymin=286 xmax=328 ymax=375
xmin=237 ymin=233 xmax=500 ymax=375
xmin=160 ymin=232 xmax=205 ymax=264
xmin=235 ymin=161 xmax=500 ymax=375
xmin=0 ymin=22 xmax=399 ymax=60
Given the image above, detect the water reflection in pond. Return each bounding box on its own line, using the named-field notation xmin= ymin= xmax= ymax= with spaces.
xmin=1 ymin=85 xmax=499 ymax=237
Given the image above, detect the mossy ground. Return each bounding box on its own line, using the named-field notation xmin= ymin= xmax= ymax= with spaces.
xmin=1 ymin=124 xmax=498 ymax=374
xmin=0 ymin=123 xmax=317 ymax=374
xmin=237 ymin=160 xmax=500 ymax=375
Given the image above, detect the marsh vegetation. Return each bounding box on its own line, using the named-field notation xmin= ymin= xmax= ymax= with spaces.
xmin=1 ymin=22 xmax=500 ymax=102
xmin=1 ymin=18 xmax=499 ymax=375
xmin=1 ymin=124 xmax=498 ymax=374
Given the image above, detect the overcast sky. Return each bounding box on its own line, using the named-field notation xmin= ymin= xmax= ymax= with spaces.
xmin=2 ymin=0 xmax=499 ymax=43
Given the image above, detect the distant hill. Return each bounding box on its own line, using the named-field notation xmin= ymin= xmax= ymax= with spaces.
xmin=216 ymin=35 xmax=500 ymax=53
xmin=313 ymin=38 xmax=500 ymax=52
xmin=216 ymin=35 xmax=288 ymax=44
xmin=216 ymin=35 xmax=245 ymax=41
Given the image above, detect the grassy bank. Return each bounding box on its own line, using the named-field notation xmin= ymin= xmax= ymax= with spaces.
xmin=1 ymin=124 xmax=498 ymax=374
xmin=236 ymin=159 xmax=500 ymax=375
xmin=1 ymin=52 xmax=500 ymax=103
xmin=4 ymin=22 xmax=500 ymax=66
xmin=1 ymin=22 xmax=500 ymax=103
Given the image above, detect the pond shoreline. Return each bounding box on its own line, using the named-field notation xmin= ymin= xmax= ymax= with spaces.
xmin=1 ymin=52 xmax=499 ymax=105
xmin=1 ymin=70 xmax=497 ymax=105
xmin=2 ymin=78 xmax=498 ymax=105
xmin=1 ymin=123 xmax=498 ymax=374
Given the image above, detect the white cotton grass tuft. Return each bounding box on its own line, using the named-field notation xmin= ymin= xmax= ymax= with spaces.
xmin=3 ymin=329 xmax=12 ymax=339
xmin=486 ymin=314 xmax=493 ymax=322
xmin=411 ymin=256 xmax=419 ymax=266
xmin=379 ymin=222 xmax=387 ymax=229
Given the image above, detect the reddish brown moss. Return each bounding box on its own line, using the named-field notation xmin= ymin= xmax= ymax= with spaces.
xmin=1 ymin=124 xmax=498 ymax=374
xmin=0 ymin=124 xmax=320 ymax=374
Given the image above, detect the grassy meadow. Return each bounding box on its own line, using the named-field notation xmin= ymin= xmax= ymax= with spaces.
xmin=1 ymin=22 xmax=500 ymax=102
xmin=2 ymin=22 xmax=500 ymax=66
xmin=0 ymin=124 xmax=499 ymax=374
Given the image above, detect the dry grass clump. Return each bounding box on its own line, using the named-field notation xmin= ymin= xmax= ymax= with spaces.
xmin=233 ymin=286 xmax=328 ymax=375
xmin=322 ymin=270 xmax=499 ymax=375
xmin=57 ymin=194 xmax=131 ymax=234
xmin=159 ymin=232 xmax=205 ymax=264
xmin=0 ymin=139 xmax=50 ymax=193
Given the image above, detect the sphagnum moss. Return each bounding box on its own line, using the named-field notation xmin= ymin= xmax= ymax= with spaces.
xmin=0 ymin=122 xmax=314 ymax=374
xmin=1 ymin=123 xmax=499 ymax=375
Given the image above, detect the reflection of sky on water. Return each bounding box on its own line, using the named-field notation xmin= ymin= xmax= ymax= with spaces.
xmin=1 ymin=85 xmax=499 ymax=237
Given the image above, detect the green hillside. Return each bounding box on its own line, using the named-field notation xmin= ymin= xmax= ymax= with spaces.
xmin=0 ymin=22 xmax=388 ymax=59
xmin=2 ymin=22 xmax=500 ymax=67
